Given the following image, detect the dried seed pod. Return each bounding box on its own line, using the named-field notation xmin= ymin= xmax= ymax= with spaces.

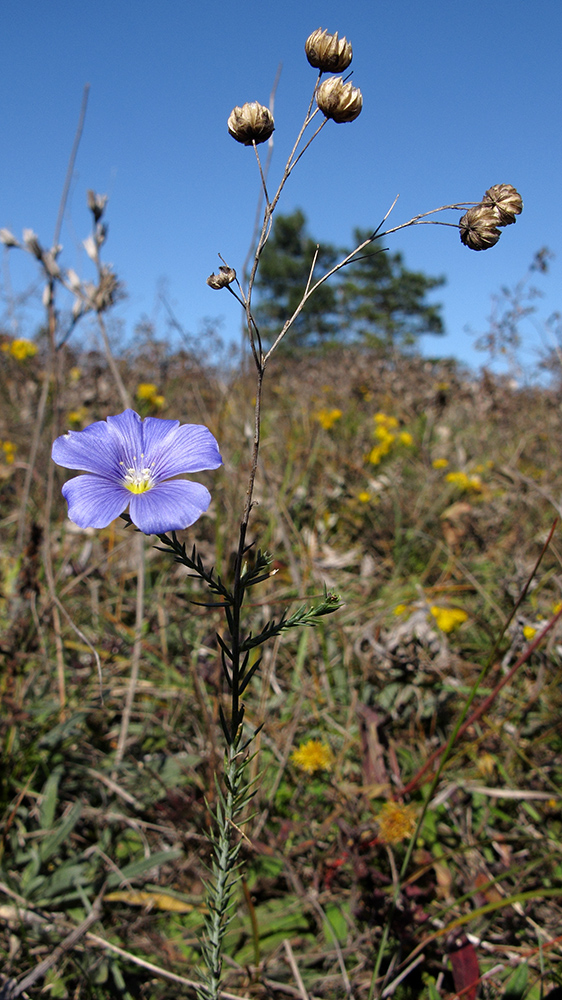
xmin=87 ymin=190 xmax=108 ymax=223
xmin=0 ymin=228 xmax=18 ymax=247
xmin=91 ymin=267 xmax=122 ymax=312
xmin=42 ymin=250 xmax=62 ymax=279
xmin=227 ymin=102 xmax=274 ymax=146
xmin=207 ymin=266 xmax=237 ymax=289
xmin=23 ymin=229 xmax=43 ymax=259
xmin=316 ymin=76 xmax=363 ymax=123
xmin=305 ymin=28 xmax=352 ymax=73
xmin=482 ymin=184 xmax=523 ymax=226
xmin=459 ymin=206 xmax=501 ymax=251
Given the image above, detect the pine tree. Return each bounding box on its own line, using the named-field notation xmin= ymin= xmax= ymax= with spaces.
xmin=253 ymin=212 xmax=445 ymax=352
xmin=253 ymin=210 xmax=339 ymax=347
xmin=339 ymin=228 xmax=445 ymax=350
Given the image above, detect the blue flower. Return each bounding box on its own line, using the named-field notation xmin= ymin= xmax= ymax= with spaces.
xmin=52 ymin=409 xmax=222 ymax=535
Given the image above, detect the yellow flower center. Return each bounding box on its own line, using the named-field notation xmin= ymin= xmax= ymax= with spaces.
xmin=121 ymin=456 xmax=155 ymax=494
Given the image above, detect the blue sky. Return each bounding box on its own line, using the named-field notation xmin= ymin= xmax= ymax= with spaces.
xmin=1 ymin=0 xmax=560 ymax=372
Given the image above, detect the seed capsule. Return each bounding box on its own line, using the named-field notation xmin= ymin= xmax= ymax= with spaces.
xmin=459 ymin=206 xmax=501 ymax=251
xmin=305 ymin=28 xmax=353 ymax=73
xmin=207 ymin=265 xmax=237 ymax=289
xmin=316 ymin=76 xmax=363 ymax=123
xmin=227 ymin=102 xmax=274 ymax=146
xmin=482 ymin=184 xmax=523 ymax=226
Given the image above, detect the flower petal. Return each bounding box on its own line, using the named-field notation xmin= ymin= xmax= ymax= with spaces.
xmin=106 ymin=410 xmax=179 ymax=463
xmin=61 ymin=475 xmax=129 ymax=528
xmin=52 ymin=420 xmax=124 ymax=476
xmin=150 ymin=423 xmax=223 ymax=479
xmin=128 ymin=479 xmax=212 ymax=534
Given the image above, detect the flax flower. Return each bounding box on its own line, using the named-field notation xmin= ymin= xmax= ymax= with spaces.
xmin=52 ymin=409 xmax=222 ymax=535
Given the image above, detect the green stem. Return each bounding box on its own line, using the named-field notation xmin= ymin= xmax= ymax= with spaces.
xmin=201 ymin=745 xmax=245 ymax=1000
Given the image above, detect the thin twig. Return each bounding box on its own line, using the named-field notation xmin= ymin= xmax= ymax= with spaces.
xmin=283 ymin=939 xmax=310 ymax=1000
xmin=2 ymin=888 xmax=103 ymax=999
xmin=50 ymin=81 xmax=91 ymax=448
xmin=252 ymin=142 xmax=271 ymax=208
xmin=53 ymin=84 xmax=90 ymax=247
xmin=97 ymin=313 xmax=131 ymax=410
xmin=85 ymin=932 xmax=252 ymax=999
xmin=113 ymin=531 xmax=145 ymax=770
xmin=15 ymin=366 xmax=50 ymax=553
xmin=307 ymin=895 xmax=354 ymax=999
xmin=55 ymin=594 xmax=103 ymax=698
xmin=380 ymin=953 xmax=426 ymax=998
xmin=285 ymin=115 xmax=326 ymax=175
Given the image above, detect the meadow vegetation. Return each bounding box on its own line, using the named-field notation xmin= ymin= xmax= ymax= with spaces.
xmin=1 ymin=334 xmax=562 ymax=999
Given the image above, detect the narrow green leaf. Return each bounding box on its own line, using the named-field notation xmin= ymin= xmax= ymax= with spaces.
xmin=503 ymin=963 xmax=529 ymax=1000
xmin=39 ymin=800 xmax=82 ymax=864
xmin=39 ymin=770 xmax=61 ymax=831
xmin=105 ymin=848 xmax=183 ymax=889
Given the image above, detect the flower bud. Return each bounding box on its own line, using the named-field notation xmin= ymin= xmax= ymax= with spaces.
xmin=207 ymin=265 xmax=237 ymax=289
xmin=0 ymin=228 xmax=18 ymax=247
xmin=305 ymin=28 xmax=352 ymax=73
xmin=459 ymin=206 xmax=501 ymax=251
xmin=482 ymin=184 xmax=523 ymax=226
xmin=228 ymin=102 xmax=275 ymax=146
xmin=316 ymin=76 xmax=363 ymax=123
xmin=87 ymin=189 xmax=108 ymax=223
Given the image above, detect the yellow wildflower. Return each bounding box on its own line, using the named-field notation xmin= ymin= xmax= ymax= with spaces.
xmin=445 ymin=471 xmax=482 ymax=492
xmin=393 ymin=603 xmax=409 ymax=616
xmin=377 ymin=801 xmax=417 ymax=845
xmin=367 ymin=444 xmax=384 ymax=465
xmin=136 ymin=383 xmax=166 ymax=410
xmin=136 ymin=383 xmax=159 ymax=401
xmin=399 ymin=431 xmax=413 ymax=446
xmin=374 ymin=412 xmax=398 ymax=429
xmin=374 ymin=425 xmax=395 ymax=443
xmin=552 ymin=601 xmax=562 ymax=615
xmin=432 ymin=457 xmax=449 ymax=469
xmin=1 ymin=441 xmax=16 ymax=464
xmin=522 ymin=625 xmax=537 ymax=641
xmin=358 ymin=490 xmax=371 ymax=503
xmin=291 ymin=739 xmax=334 ymax=774
xmin=315 ymin=407 xmax=342 ymax=430
xmin=67 ymin=407 xmax=89 ymax=427
xmin=430 ymin=606 xmax=468 ymax=633
xmin=2 ymin=338 xmax=37 ymax=361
